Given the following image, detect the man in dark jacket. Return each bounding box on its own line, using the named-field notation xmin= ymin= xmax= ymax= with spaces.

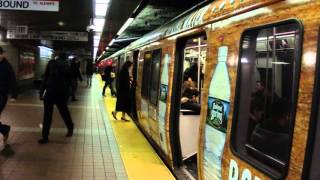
xmin=86 ymin=59 xmax=94 ymax=88
xmin=70 ymin=57 xmax=82 ymax=101
xmin=102 ymin=64 xmax=116 ymax=97
xmin=0 ymin=47 xmax=16 ymax=145
xmin=39 ymin=53 xmax=74 ymax=144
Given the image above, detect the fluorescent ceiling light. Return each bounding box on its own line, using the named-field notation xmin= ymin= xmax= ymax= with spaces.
xmin=94 ymin=18 xmax=105 ymax=27
xmin=95 ymin=3 xmax=108 ymax=17
xmin=94 ymin=39 xmax=100 ymax=47
xmin=117 ymin=18 xmax=134 ymax=36
xmin=95 ymin=0 xmax=110 ymax=3
xmin=93 ymin=18 xmax=105 ymax=32
xmin=272 ymin=62 xmax=290 ymax=65
xmin=94 ymin=35 xmax=101 ymax=40
xmin=241 ymin=57 xmax=248 ymax=63
xmin=93 ymin=47 xmax=98 ymax=59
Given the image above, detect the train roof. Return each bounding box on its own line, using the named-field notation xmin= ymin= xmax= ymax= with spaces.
xmin=107 ymin=1 xmax=210 ymax=59
xmin=107 ymin=0 xmax=282 ymax=59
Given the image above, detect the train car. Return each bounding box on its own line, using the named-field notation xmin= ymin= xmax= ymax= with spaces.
xmin=104 ymin=0 xmax=320 ymax=179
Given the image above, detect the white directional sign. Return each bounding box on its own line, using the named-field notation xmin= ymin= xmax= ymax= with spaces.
xmin=7 ymin=30 xmax=88 ymax=42
xmin=0 ymin=0 xmax=59 ymax=12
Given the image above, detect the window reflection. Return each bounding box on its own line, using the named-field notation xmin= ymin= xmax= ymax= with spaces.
xmin=233 ymin=22 xmax=301 ymax=173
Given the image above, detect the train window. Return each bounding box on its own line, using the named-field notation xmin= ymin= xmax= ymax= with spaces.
xmin=231 ymin=21 xmax=302 ymax=177
xmin=141 ymin=52 xmax=152 ymax=99
xmin=149 ymin=49 xmax=162 ymax=105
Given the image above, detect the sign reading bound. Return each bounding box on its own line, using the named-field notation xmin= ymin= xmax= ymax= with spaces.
xmin=0 ymin=0 xmax=59 ymax=12
xmin=7 ymin=30 xmax=88 ymax=42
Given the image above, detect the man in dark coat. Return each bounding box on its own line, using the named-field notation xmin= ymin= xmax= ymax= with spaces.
xmin=39 ymin=53 xmax=74 ymax=144
xmin=0 ymin=47 xmax=16 ymax=145
xmin=102 ymin=64 xmax=116 ymax=97
xmin=86 ymin=59 xmax=94 ymax=87
xmin=70 ymin=57 xmax=82 ymax=101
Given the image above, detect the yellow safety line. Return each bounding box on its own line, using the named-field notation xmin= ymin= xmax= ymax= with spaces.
xmin=99 ymin=81 xmax=176 ymax=180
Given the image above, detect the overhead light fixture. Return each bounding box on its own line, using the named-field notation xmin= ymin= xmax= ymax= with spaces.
xmin=94 ymin=40 xmax=100 ymax=47
xmin=93 ymin=18 xmax=105 ymax=32
xmin=272 ymin=61 xmax=290 ymax=65
xmin=117 ymin=18 xmax=134 ymax=36
xmin=95 ymin=3 xmax=108 ymax=17
xmin=58 ymin=21 xmax=65 ymax=26
xmin=96 ymin=0 xmax=110 ymax=3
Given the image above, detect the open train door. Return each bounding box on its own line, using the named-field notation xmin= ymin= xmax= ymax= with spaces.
xmin=170 ymin=33 xmax=207 ymax=179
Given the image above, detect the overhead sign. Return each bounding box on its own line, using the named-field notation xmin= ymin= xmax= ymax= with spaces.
xmin=9 ymin=25 xmax=29 ymax=35
xmin=41 ymin=31 xmax=88 ymax=41
xmin=7 ymin=30 xmax=88 ymax=42
xmin=0 ymin=0 xmax=59 ymax=12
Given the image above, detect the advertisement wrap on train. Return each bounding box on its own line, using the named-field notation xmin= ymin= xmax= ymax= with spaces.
xmin=158 ymin=53 xmax=170 ymax=154
xmin=228 ymin=159 xmax=262 ymax=180
xmin=204 ymin=46 xmax=230 ymax=180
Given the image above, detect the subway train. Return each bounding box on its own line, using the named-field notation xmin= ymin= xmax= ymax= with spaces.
xmin=101 ymin=1 xmax=320 ymax=179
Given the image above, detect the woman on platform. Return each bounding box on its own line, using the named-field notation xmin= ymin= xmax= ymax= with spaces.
xmin=112 ymin=61 xmax=133 ymax=121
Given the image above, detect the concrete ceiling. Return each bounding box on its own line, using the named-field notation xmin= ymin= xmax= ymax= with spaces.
xmin=0 ymin=0 xmax=93 ymax=52
xmin=99 ymin=0 xmax=207 ymax=58
xmin=0 ymin=0 xmax=207 ymax=57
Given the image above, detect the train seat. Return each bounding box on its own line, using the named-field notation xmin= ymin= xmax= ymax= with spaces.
xmin=179 ymin=109 xmax=200 ymax=160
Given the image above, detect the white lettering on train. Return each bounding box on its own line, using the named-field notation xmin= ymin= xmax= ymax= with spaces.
xmin=229 ymin=159 xmax=262 ymax=180
xmin=229 ymin=159 xmax=239 ymax=180
xmin=0 ymin=0 xmax=29 ymax=8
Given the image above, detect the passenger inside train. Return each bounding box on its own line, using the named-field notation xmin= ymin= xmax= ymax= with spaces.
xmin=181 ymin=77 xmax=201 ymax=115
xmin=250 ymin=98 xmax=290 ymax=162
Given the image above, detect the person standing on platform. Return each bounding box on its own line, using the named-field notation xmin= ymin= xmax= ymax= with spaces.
xmin=111 ymin=61 xmax=133 ymax=121
xmin=39 ymin=53 xmax=74 ymax=144
xmin=102 ymin=61 xmax=116 ymax=97
xmin=0 ymin=47 xmax=16 ymax=145
xmin=86 ymin=59 xmax=94 ymax=88
xmin=70 ymin=57 xmax=82 ymax=101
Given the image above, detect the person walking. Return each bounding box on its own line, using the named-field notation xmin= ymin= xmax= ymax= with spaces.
xmin=86 ymin=59 xmax=94 ymax=88
xmin=102 ymin=63 xmax=116 ymax=97
xmin=111 ymin=61 xmax=133 ymax=121
xmin=70 ymin=57 xmax=82 ymax=101
xmin=39 ymin=53 xmax=74 ymax=144
xmin=0 ymin=47 xmax=16 ymax=145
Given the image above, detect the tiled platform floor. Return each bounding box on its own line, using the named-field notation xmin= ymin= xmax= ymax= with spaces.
xmin=0 ymin=80 xmax=127 ymax=180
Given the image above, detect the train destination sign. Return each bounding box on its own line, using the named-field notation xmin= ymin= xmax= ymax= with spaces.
xmin=0 ymin=0 xmax=59 ymax=12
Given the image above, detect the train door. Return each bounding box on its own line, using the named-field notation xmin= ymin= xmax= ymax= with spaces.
xmin=172 ymin=34 xmax=207 ymax=179
xmin=131 ymin=50 xmax=139 ymax=119
xmin=141 ymin=50 xmax=162 ymax=140
xmin=302 ymin=28 xmax=320 ymax=180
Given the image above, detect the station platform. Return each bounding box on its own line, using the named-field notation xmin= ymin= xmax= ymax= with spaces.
xmin=0 ymin=77 xmax=175 ymax=180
